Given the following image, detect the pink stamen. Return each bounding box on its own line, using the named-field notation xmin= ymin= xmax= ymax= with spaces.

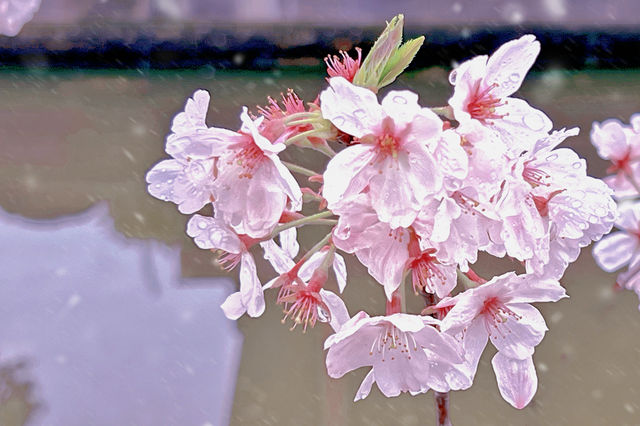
xmin=231 ymin=140 xmax=264 ymax=179
xmin=325 ymin=47 xmax=362 ymax=82
xmin=217 ymin=251 xmax=242 ymax=271
xmin=523 ymin=162 xmax=551 ymax=187
xmin=480 ymin=297 xmax=522 ymax=340
xmin=466 ymin=81 xmax=506 ymax=122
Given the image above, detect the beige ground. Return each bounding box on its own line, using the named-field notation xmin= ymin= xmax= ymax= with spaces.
xmin=1 ymin=68 xmax=640 ymax=425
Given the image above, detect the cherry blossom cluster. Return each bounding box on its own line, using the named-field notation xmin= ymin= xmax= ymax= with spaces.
xmin=591 ymin=115 xmax=640 ymax=307
xmin=146 ymin=15 xmax=615 ymax=415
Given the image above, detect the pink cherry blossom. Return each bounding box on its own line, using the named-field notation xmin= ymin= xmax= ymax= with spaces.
xmin=332 ymin=193 xmax=410 ymax=299
xmin=147 ymin=90 xmax=246 ymax=214
xmin=320 ymin=77 xmax=448 ymax=228
xmin=406 ymin=228 xmax=457 ymax=299
xmin=324 ymin=312 xmax=471 ymax=400
xmin=439 ymin=272 xmax=566 ymax=363
xmin=211 ymin=108 xmax=302 ymax=237
xmin=438 ymin=272 xmax=566 ymax=408
xmin=148 ymin=90 xmax=302 ymax=236
xmin=591 ymin=117 xmax=640 ymax=199
xmin=186 ymin=214 xmax=264 ymax=319
xmin=260 ymin=237 xmax=349 ymax=330
xmin=593 ymin=201 xmax=640 ymax=302
xmin=0 ymin=0 xmax=40 ymax=37
xmin=448 ymin=35 xmax=552 ymax=155
xmin=508 ymin=128 xmax=616 ymax=277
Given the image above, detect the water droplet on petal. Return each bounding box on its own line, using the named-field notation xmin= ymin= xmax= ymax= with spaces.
xmin=522 ymin=113 xmax=546 ymax=131
xmin=198 ymin=220 xmax=208 ymax=229
xmin=354 ymin=109 xmax=366 ymax=118
xmin=546 ymin=153 xmax=558 ymax=162
xmin=572 ymin=161 xmax=582 ymax=169
xmin=393 ymin=95 xmax=407 ymax=104
xmin=448 ymin=70 xmax=458 ymax=85
xmin=509 ymin=73 xmax=520 ymax=83
xmin=572 ymin=200 xmax=582 ymax=208
xmin=333 ymin=116 xmax=345 ymax=127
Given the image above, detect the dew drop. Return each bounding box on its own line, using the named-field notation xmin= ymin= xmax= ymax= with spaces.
xmin=509 ymin=73 xmax=520 ymax=83
xmin=393 ymin=95 xmax=408 ymax=104
xmin=198 ymin=220 xmax=208 ymax=229
xmin=167 ymin=179 xmax=174 ymax=184
xmin=448 ymin=70 xmax=458 ymax=85
xmin=571 ymin=200 xmax=582 ymax=208
xmin=546 ymin=153 xmax=558 ymax=162
xmin=595 ymin=207 xmax=607 ymax=216
xmin=354 ymin=109 xmax=366 ymax=118
xmin=572 ymin=161 xmax=582 ymax=169
xmin=333 ymin=116 xmax=346 ymax=126
xmin=522 ymin=113 xmax=546 ymax=131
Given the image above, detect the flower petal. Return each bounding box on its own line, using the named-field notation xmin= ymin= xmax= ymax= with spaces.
xmin=260 ymin=239 xmax=296 ymax=275
xmin=490 ymin=303 xmax=547 ymax=360
xmin=239 ymin=252 xmax=265 ymax=317
xmin=593 ymin=231 xmax=638 ymax=272
xmin=186 ymin=215 xmax=243 ymax=253
xmin=333 ymin=253 xmax=348 ymax=293
xmin=354 ymin=370 xmax=376 ymax=402
xmin=322 ymin=144 xmax=377 ymax=209
xmin=492 ymin=353 xmax=538 ymax=409
xmin=220 ymin=291 xmax=247 ymax=320
xmin=280 ymin=228 xmax=300 ymax=259
xmin=380 ymin=90 xmax=421 ymax=127
xmin=320 ymin=77 xmax=383 ymax=138
xmin=320 ymin=289 xmax=350 ymax=332
xmin=485 ymin=34 xmax=540 ymax=98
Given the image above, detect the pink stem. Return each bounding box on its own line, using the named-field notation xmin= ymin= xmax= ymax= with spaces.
xmin=435 ymin=392 xmax=452 ymax=426
xmin=420 ymin=289 xmax=452 ymax=425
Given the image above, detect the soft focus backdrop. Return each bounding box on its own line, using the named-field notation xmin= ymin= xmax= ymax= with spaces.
xmin=1 ymin=1 xmax=640 ymax=425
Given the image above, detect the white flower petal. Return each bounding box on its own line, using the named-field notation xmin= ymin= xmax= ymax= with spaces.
xmin=333 ymin=253 xmax=348 ymax=293
xmin=320 ymin=289 xmax=350 ymax=333
xmin=186 ymin=215 xmax=242 ymax=253
xmin=592 ymin=232 xmax=638 ymax=272
xmin=485 ymin=34 xmax=540 ymax=98
xmin=492 ymin=353 xmax=538 ymax=409
xmin=239 ymin=252 xmax=265 ymax=317
xmin=320 ymin=77 xmax=383 ymax=138
xmin=354 ymin=370 xmax=376 ymax=402
xmin=260 ymin=240 xmax=296 ymax=275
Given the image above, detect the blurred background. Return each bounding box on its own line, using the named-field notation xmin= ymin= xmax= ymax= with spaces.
xmin=1 ymin=0 xmax=640 ymax=425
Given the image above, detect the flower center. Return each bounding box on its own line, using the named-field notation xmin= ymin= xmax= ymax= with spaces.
xmin=522 ymin=162 xmax=551 ymax=187
xmin=280 ymin=286 xmax=329 ymax=333
xmin=532 ymin=190 xmax=564 ymax=217
xmin=369 ymin=324 xmax=419 ymax=362
xmin=217 ymin=251 xmax=242 ymax=271
xmin=231 ymin=140 xmax=264 ymax=179
xmin=377 ymin=133 xmax=400 ymax=158
xmin=480 ymin=297 xmax=522 ymax=340
xmin=607 ymin=150 xmax=632 ymax=174
xmin=409 ymin=250 xmax=448 ymax=295
xmin=466 ymin=81 xmax=506 ymax=123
